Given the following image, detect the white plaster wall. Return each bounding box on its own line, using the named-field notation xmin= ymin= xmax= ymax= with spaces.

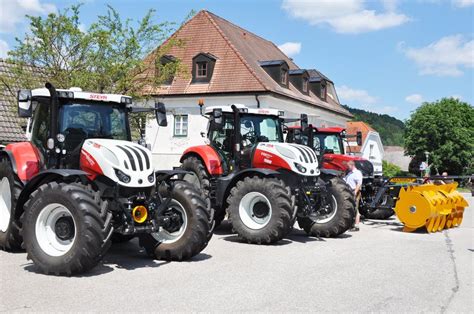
xmin=361 ymin=132 xmax=384 ymax=176
xmin=143 ymin=94 xmax=349 ymax=170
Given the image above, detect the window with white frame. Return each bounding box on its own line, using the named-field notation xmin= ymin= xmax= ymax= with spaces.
xmin=174 ymin=114 xmax=188 ymax=137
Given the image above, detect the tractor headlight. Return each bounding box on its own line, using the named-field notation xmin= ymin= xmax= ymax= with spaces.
xmin=294 ymin=162 xmax=307 ymax=173
xmin=148 ymin=173 xmax=155 ymax=183
xmin=276 ymin=146 xmax=296 ymax=159
xmin=115 ymin=169 xmax=131 ymax=183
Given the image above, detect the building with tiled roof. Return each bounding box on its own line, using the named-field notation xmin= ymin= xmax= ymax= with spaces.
xmin=345 ymin=121 xmax=384 ymax=175
xmin=143 ymin=10 xmax=353 ymax=169
xmin=0 ymin=60 xmax=28 ymax=145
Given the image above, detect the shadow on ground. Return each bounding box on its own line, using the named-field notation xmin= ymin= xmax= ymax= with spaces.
xmin=215 ymin=220 xmax=351 ymax=245
xmin=23 ymin=239 xmax=212 ymax=277
xmin=362 ymin=218 xmax=432 ymax=234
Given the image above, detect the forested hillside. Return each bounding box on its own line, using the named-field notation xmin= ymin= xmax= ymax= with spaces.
xmin=343 ymin=105 xmax=405 ymax=146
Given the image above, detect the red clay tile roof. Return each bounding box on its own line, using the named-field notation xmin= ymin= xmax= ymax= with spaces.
xmin=144 ymin=10 xmax=351 ymax=118
xmin=345 ymin=121 xmax=376 ymax=153
xmin=0 ymin=60 xmax=29 ymax=144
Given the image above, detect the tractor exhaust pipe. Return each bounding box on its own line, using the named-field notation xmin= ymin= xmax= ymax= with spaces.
xmin=45 ymin=82 xmax=60 ymax=168
xmin=231 ymin=105 xmax=241 ymax=170
xmin=45 ymin=82 xmax=59 ymax=141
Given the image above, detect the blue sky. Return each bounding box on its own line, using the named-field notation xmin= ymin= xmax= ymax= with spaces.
xmin=0 ymin=0 xmax=472 ymax=120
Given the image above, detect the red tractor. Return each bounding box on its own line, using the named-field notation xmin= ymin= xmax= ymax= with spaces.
xmin=0 ymin=83 xmax=211 ymax=275
xmin=179 ymin=104 xmax=355 ymax=244
xmin=285 ymin=125 xmax=394 ymax=219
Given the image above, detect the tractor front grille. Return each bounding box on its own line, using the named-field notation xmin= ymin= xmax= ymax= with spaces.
xmin=117 ymin=145 xmax=151 ymax=172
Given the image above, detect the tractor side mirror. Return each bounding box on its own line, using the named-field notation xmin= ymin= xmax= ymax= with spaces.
xmin=155 ymin=102 xmax=168 ymax=127
xmin=211 ymin=108 xmax=224 ymax=130
xmin=300 ymin=114 xmax=308 ymax=131
xmin=356 ymin=131 xmax=363 ymax=146
xmin=17 ymin=89 xmax=32 ymax=118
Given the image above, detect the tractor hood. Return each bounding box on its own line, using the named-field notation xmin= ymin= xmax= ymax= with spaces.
xmin=323 ymin=153 xmax=374 ymax=177
xmin=253 ymin=142 xmax=320 ymax=176
xmin=80 ymin=139 xmax=155 ymax=188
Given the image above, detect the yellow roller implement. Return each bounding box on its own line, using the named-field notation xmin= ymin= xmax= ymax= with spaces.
xmin=394 ymin=182 xmax=468 ymax=233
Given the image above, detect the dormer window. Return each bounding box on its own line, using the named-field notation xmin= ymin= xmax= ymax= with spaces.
xmin=281 ymin=68 xmax=288 ymax=85
xmin=196 ymin=61 xmax=208 ymax=78
xmin=320 ymin=82 xmax=327 ymax=100
xmin=158 ymin=55 xmax=176 ymax=85
xmin=192 ymin=52 xmax=217 ymax=83
xmin=289 ymin=69 xmax=310 ymax=95
xmin=302 ymin=77 xmax=308 ymax=93
xmin=259 ymin=60 xmax=289 ymax=88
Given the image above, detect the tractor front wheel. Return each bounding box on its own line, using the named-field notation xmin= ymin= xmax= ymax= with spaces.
xmin=22 ymin=182 xmax=113 ymax=275
xmin=227 ymin=177 xmax=293 ymax=244
xmin=0 ymin=158 xmax=23 ymax=251
xmin=298 ymin=177 xmax=355 ymax=237
xmin=139 ymin=181 xmax=210 ymax=261
xmin=180 ymin=156 xmax=216 ymax=235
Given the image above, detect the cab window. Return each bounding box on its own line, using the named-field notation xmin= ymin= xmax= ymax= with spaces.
xmin=31 ymin=101 xmax=50 ymax=150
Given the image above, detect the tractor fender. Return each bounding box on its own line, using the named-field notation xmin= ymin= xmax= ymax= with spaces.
xmin=215 ymin=168 xmax=280 ymax=208
xmin=180 ymin=145 xmax=223 ymax=175
xmin=15 ymin=169 xmax=90 ymax=220
xmin=0 ymin=148 xmax=18 ymax=174
xmin=3 ymin=142 xmax=40 ymax=182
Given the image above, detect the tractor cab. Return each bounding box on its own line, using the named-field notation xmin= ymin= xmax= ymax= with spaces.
xmin=17 ymin=85 xmax=167 ymax=174
xmin=286 ymin=125 xmax=374 ymax=178
xmin=204 ymin=104 xmax=284 ymax=173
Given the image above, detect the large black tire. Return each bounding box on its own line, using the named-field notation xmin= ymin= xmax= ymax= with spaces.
xmin=180 ymin=156 xmax=217 ymax=234
xmin=227 ymin=176 xmax=293 ymax=244
xmin=22 ymin=182 xmax=113 ymax=275
xmin=0 ymin=158 xmax=23 ymax=251
xmin=139 ymin=181 xmax=210 ymax=261
xmin=359 ymin=192 xmax=395 ymax=220
xmin=298 ymin=177 xmax=355 ymax=237
xmin=360 ymin=208 xmax=394 ymax=220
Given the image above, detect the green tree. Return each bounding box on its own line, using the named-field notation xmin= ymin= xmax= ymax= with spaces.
xmin=1 ymin=4 xmax=188 ymax=137
xmin=343 ymin=105 xmax=405 ymax=146
xmin=404 ymin=98 xmax=474 ymax=175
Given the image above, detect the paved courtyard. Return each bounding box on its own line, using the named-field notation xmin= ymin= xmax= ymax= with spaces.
xmin=1 ymin=194 xmax=472 ymax=312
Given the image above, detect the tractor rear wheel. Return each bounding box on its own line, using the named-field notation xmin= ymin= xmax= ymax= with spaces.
xmin=298 ymin=177 xmax=355 ymax=238
xmin=227 ymin=176 xmax=293 ymax=244
xmin=22 ymin=182 xmax=113 ymax=275
xmin=139 ymin=181 xmax=210 ymax=261
xmin=180 ymin=156 xmax=216 ymax=235
xmin=0 ymin=159 xmax=23 ymax=251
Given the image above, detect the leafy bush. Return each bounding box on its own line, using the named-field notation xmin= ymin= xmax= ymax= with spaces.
xmin=383 ymin=160 xmax=402 ymax=178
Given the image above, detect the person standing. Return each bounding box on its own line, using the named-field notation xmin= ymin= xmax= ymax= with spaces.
xmin=344 ymin=161 xmax=363 ymax=231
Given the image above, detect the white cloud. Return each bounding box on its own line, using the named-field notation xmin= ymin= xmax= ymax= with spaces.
xmin=452 ymin=0 xmax=474 ymax=7
xmin=0 ymin=0 xmax=56 ymax=33
xmin=399 ymin=34 xmax=474 ymax=77
xmin=0 ymin=39 xmax=9 ymax=58
xmin=278 ymin=42 xmax=302 ymax=57
xmin=405 ymin=94 xmax=424 ymax=104
xmin=337 ymin=85 xmax=378 ymax=104
xmin=282 ymin=0 xmax=410 ymax=34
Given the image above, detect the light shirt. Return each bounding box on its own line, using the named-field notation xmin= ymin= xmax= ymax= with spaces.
xmin=344 ymin=169 xmax=363 ymax=191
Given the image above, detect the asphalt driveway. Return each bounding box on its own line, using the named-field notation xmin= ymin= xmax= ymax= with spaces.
xmin=1 ymin=194 xmax=472 ymax=312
